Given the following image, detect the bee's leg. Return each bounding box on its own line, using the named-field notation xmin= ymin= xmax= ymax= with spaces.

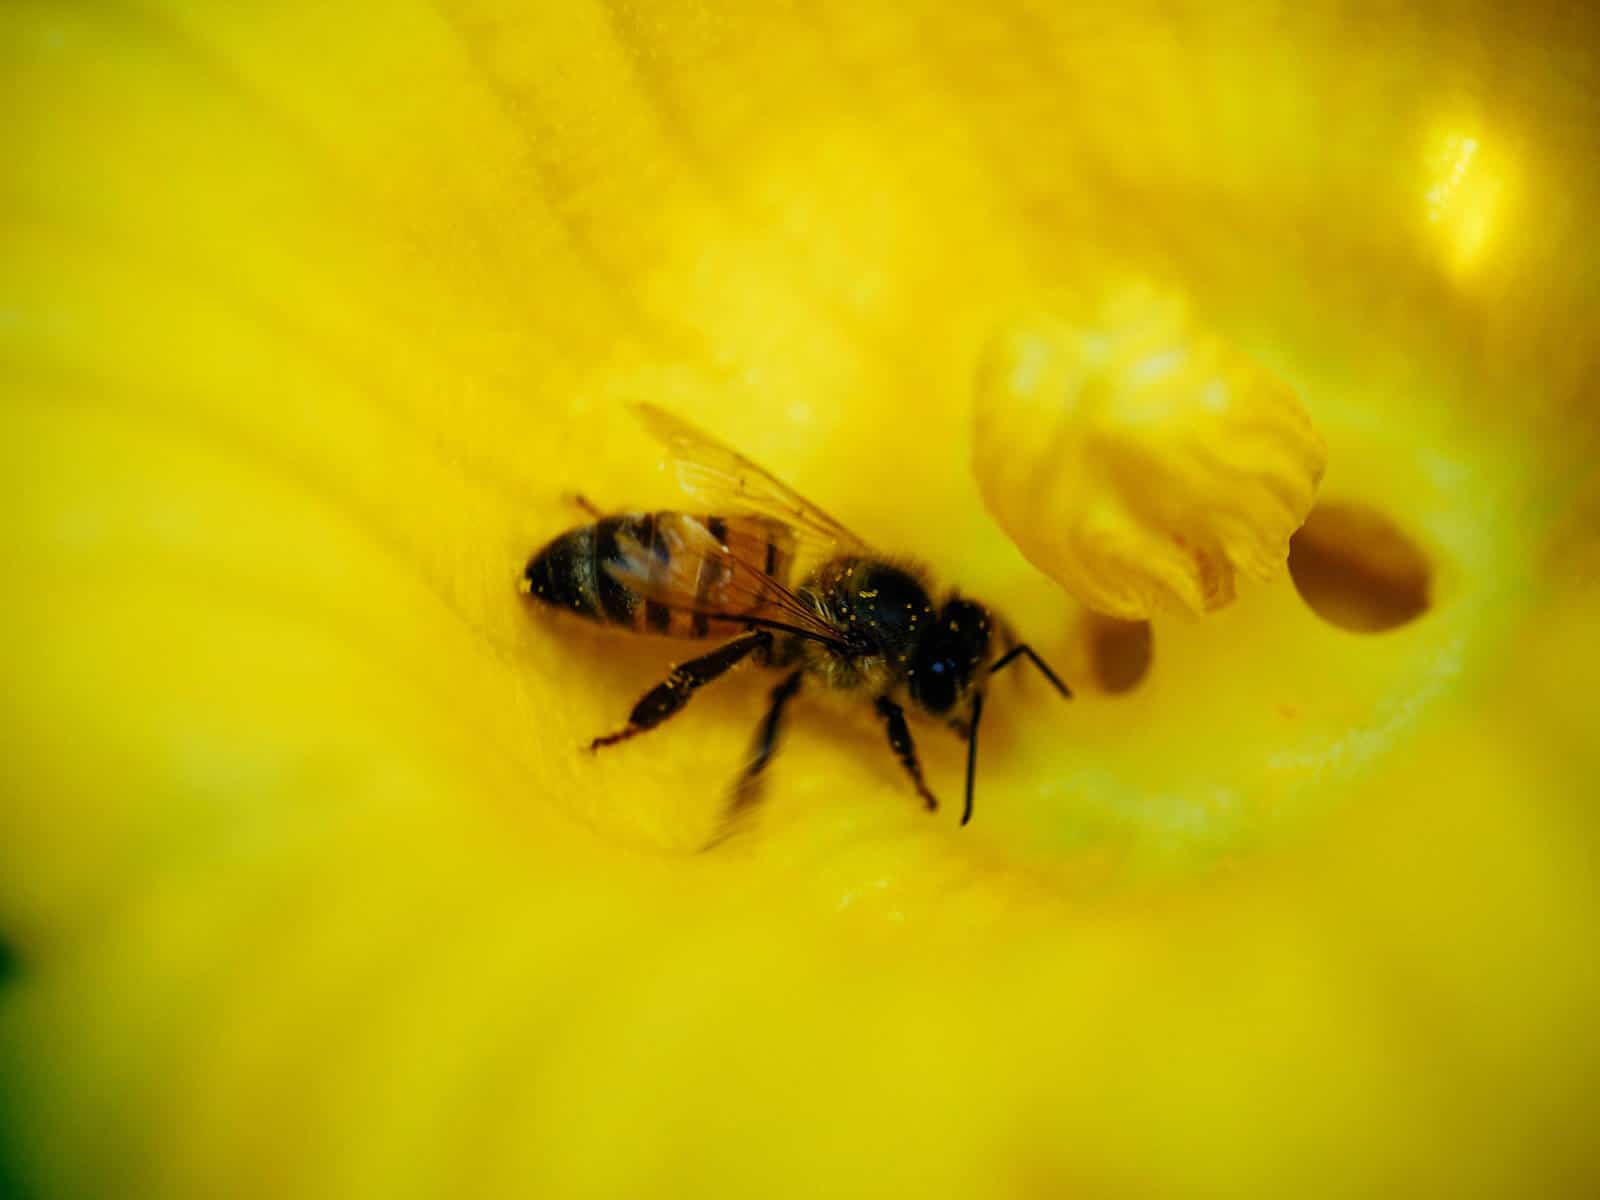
xmin=589 ymin=630 xmax=773 ymax=751
xmin=727 ymin=668 xmax=805 ymax=812
xmin=873 ymin=696 xmax=939 ymax=812
xmin=990 ymin=643 xmax=1073 ymax=698
xmin=567 ymin=493 xmax=604 ymax=519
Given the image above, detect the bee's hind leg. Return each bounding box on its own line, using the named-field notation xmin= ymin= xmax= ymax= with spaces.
xmin=589 ymin=631 xmax=773 ymax=751
xmin=566 ymin=492 xmax=604 ymax=519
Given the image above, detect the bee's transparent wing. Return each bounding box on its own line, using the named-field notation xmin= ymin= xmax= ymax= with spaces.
xmin=606 ymin=513 xmax=858 ymax=651
xmin=633 ymin=403 xmax=871 ymax=556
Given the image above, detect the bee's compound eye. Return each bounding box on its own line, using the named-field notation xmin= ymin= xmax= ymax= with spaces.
xmin=910 ymin=599 xmax=991 ymax=715
xmin=910 ymin=654 xmax=958 ymax=715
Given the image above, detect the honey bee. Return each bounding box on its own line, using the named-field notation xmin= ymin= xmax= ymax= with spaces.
xmin=521 ymin=404 xmax=1071 ymax=833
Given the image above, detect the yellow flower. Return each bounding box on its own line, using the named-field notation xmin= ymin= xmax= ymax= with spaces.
xmin=3 ymin=2 xmax=1597 ymax=1198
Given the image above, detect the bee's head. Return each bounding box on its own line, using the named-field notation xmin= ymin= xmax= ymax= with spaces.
xmin=907 ymin=598 xmax=994 ymax=730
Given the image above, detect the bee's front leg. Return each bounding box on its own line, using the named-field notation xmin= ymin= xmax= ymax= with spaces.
xmin=873 ymin=696 xmax=939 ymax=812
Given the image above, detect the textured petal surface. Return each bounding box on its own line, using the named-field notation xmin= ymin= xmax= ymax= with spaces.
xmin=3 ymin=2 xmax=1598 ymax=1197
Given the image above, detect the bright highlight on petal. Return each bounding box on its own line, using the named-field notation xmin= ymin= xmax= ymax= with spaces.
xmin=973 ymin=286 xmax=1327 ymax=618
xmin=1425 ymin=128 xmax=1504 ymax=273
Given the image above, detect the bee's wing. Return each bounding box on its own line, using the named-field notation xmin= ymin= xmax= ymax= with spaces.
xmin=634 ymin=403 xmax=871 ymax=556
xmin=606 ymin=513 xmax=859 ymax=652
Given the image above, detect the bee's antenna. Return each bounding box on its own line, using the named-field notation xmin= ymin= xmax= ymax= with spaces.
xmin=962 ymin=691 xmax=985 ymax=826
xmin=964 ymin=645 xmax=1070 ymax=827
xmin=990 ymin=643 xmax=1073 ymax=699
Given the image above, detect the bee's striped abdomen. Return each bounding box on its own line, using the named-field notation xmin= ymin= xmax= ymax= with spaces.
xmin=523 ymin=512 xmax=796 ymax=640
xmin=523 ymin=521 xmax=601 ymax=620
xmin=523 ymin=514 xmax=654 ymax=627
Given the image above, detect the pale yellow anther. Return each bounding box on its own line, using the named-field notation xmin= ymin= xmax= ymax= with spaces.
xmin=973 ymin=286 xmax=1327 ymax=619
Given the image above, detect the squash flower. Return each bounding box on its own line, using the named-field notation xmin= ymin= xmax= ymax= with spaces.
xmin=2 ymin=2 xmax=1597 ymax=1197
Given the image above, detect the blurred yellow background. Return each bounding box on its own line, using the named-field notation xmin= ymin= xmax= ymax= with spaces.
xmin=3 ymin=1 xmax=1597 ymax=1196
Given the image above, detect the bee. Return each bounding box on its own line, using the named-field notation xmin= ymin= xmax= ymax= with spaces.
xmin=521 ymin=404 xmax=1071 ymax=834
